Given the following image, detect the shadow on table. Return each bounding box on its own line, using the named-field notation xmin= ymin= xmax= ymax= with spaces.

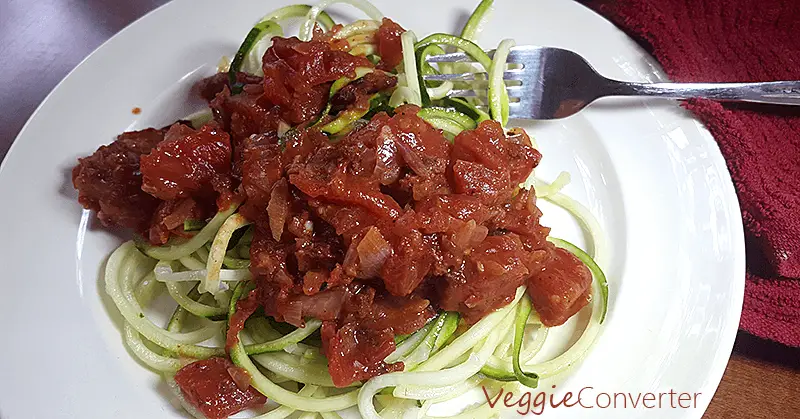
xmin=734 ymin=331 xmax=800 ymax=371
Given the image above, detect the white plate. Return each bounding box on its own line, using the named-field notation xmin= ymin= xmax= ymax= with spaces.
xmin=0 ymin=0 xmax=744 ymax=418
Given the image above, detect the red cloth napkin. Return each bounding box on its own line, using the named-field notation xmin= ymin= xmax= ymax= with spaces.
xmin=579 ymin=0 xmax=800 ymax=347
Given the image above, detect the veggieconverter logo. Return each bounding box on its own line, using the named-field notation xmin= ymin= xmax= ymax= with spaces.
xmin=482 ymin=385 xmax=703 ymax=415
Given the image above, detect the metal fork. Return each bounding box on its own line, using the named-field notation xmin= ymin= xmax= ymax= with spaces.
xmin=425 ymin=46 xmax=800 ymax=120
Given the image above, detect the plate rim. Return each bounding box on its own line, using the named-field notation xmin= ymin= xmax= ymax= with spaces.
xmin=568 ymin=5 xmax=745 ymax=415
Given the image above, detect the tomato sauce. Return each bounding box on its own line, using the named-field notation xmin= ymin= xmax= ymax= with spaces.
xmin=73 ymin=29 xmax=593 ymax=403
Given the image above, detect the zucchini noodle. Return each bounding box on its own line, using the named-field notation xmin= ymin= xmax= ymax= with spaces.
xmin=444 ymin=97 xmax=490 ymax=123
xmin=459 ymin=0 xmax=494 ymax=41
xmin=423 ymin=118 xmax=466 ymax=137
xmin=124 ymin=323 xmax=182 ymax=372
xmin=299 ymin=0 xmax=384 ymax=41
xmin=389 ymin=86 xmax=420 ymax=107
xmin=417 ymin=107 xmax=476 ymax=130
xmin=166 ymin=282 xmax=227 ymax=319
xmin=253 ymin=384 xmax=321 ymax=419
xmin=416 ymin=44 xmax=453 ymax=99
xmin=545 ymin=191 xmax=610 ymax=267
xmin=426 ymin=82 xmax=453 ymax=100
xmin=409 ymin=375 xmax=483 ymax=408
xmin=488 ymin=39 xmax=514 ymax=126
xmin=246 ymin=319 xmax=323 ymax=355
xmin=345 ymin=33 xmax=377 ymax=47
xmin=202 ymin=213 xmax=251 ymax=295
xmin=400 ymin=31 xmax=422 ymax=106
xmin=252 ymin=352 xmax=338 ymax=387
xmin=414 ymin=34 xmax=493 ymax=71
xmin=107 ymin=244 xmax=225 ymax=351
xmin=261 ymin=5 xmax=336 ymax=29
xmin=384 ymin=318 xmax=437 ymax=363
xmin=529 ymin=171 xmax=571 ymax=198
xmin=397 ymin=314 xmax=448 ymax=371
xmin=133 ymin=272 xmax=163 ymax=306
xmin=320 ymin=411 xmax=343 ymax=419
xmin=186 ymin=109 xmax=214 ymax=129
xmin=413 ymin=33 xmax=510 ymax=111
xmin=333 ymin=19 xmax=381 ymax=39
xmin=482 ymin=325 xmax=548 ymax=379
xmin=231 ymin=21 xmax=284 ymax=78
xmin=228 ymin=284 xmax=361 ymax=412
xmin=99 ymin=2 xmax=614 ymax=419
xmin=414 ymin=287 xmax=524 ymax=373
xmin=331 ymin=67 xmax=375 ymax=97
xmin=350 ymin=43 xmax=377 ymax=57
xmin=155 ymin=265 xmax=252 ymax=283
xmin=179 ymin=254 xmax=206 ymax=271
xmin=359 ymin=310 xmax=515 ymax=419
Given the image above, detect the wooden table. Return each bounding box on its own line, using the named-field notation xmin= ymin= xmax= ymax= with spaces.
xmin=1 ymin=1 xmax=798 ymax=417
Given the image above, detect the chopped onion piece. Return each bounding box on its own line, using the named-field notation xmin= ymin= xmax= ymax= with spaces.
xmin=268 ymin=179 xmax=290 ymax=241
xmin=357 ymin=226 xmax=393 ymax=278
xmin=227 ymin=366 xmax=253 ymax=391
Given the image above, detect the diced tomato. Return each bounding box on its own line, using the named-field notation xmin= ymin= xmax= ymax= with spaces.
xmin=72 ymin=127 xmax=167 ymax=232
xmin=527 ymin=247 xmax=592 ymax=327
xmin=148 ymin=197 xmax=211 ymax=245
xmin=451 ymin=159 xmax=513 ymax=204
xmin=140 ymin=122 xmax=233 ymax=202
xmin=380 ymin=229 xmax=434 ymax=296
xmin=321 ymin=321 xmax=403 ymax=387
xmin=174 ymin=357 xmax=266 ymax=419
xmin=290 ymin=166 xmax=403 ymax=220
xmin=375 ymin=18 xmax=406 ymax=70
xmin=437 ymin=234 xmax=531 ymax=323
xmin=210 ymin=84 xmax=283 ymax=176
xmin=238 ymin=134 xmax=284 ymax=224
xmin=452 ymin=120 xmax=541 ymax=185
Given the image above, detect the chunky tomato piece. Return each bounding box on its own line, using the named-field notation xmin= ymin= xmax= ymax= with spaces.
xmin=321 ymin=321 xmax=403 ymax=387
xmin=140 ymin=122 xmax=233 ymax=202
xmin=148 ymin=197 xmax=210 ymax=245
xmin=452 ymin=120 xmax=541 ymax=185
xmin=375 ymin=18 xmax=405 ymax=70
xmin=437 ymin=234 xmax=531 ymax=323
xmin=72 ymin=127 xmax=167 ymax=232
xmin=380 ymin=229 xmax=434 ymax=296
xmin=210 ymin=83 xmax=283 ymax=177
xmin=174 ymin=357 xmax=266 ymax=419
xmin=528 ymin=247 xmax=592 ymax=327
xmin=450 ymin=120 xmax=542 ymax=204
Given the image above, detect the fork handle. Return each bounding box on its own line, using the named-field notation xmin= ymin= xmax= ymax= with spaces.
xmin=605 ymin=80 xmax=800 ymax=105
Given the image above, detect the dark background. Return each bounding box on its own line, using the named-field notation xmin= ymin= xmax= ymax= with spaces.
xmin=1 ymin=0 xmax=798 ymax=417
